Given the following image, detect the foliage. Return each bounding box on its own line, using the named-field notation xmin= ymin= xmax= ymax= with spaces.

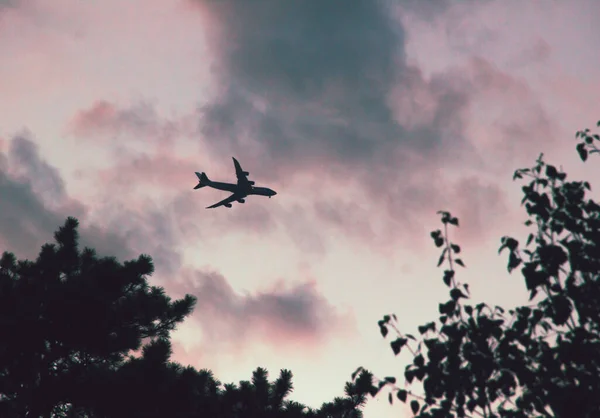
xmin=351 ymin=120 xmax=600 ymax=417
xmin=0 ymin=217 xmax=366 ymax=417
xmin=574 ymin=120 xmax=600 ymax=162
xmin=79 ymin=341 xmax=366 ymax=418
xmin=0 ymin=217 xmax=196 ymax=417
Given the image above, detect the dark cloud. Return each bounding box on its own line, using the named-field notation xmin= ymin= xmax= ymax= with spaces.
xmin=192 ymin=0 xmax=481 ymax=249
xmin=0 ymin=169 xmax=65 ymax=258
xmin=0 ymin=0 xmax=17 ymax=10
xmin=0 ymin=135 xmax=134 ymax=261
xmin=173 ymin=269 xmax=354 ymax=351
xmin=197 ymin=0 xmax=469 ymax=171
xmin=8 ymin=132 xmax=69 ymax=204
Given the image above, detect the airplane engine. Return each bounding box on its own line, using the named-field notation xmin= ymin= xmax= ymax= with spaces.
xmin=225 ymin=203 xmax=232 ymax=208
xmin=237 ymin=198 xmax=245 ymax=203
xmin=243 ymin=171 xmax=249 ymax=176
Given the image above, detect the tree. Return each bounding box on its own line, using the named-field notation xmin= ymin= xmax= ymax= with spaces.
xmin=351 ymin=119 xmax=600 ymax=418
xmin=0 ymin=217 xmax=197 ymax=417
xmin=0 ymin=217 xmax=367 ymax=418
xmin=92 ymin=341 xmax=368 ymax=418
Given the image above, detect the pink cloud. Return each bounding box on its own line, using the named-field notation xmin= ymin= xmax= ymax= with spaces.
xmin=68 ymin=101 xmax=120 ymax=136
xmin=67 ymin=100 xmax=181 ymax=147
xmin=170 ymin=268 xmax=356 ymax=355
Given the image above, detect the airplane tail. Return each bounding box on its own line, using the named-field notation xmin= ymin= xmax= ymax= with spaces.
xmin=193 ymin=172 xmax=211 ymax=189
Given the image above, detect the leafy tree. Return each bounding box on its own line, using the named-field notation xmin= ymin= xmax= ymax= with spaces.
xmin=0 ymin=217 xmax=366 ymax=418
xmin=351 ymin=120 xmax=600 ymax=418
xmin=0 ymin=217 xmax=196 ymax=417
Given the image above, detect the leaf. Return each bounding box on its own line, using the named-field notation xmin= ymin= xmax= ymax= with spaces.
xmin=551 ymin=295 xmax=572 ymax=326
xmin=388 ymin=392 xmax=393 ymax=404
xmin=397 ymin=389 xmax=407 ymax=402
xmin=390 ymin=338 xmax=408 ymax=355
xmin=442 ymin=270 xmax=454 ymax=287
xmin=405 ymin=334 xmax=416 ymax=340
xmin=508 ymin=252 xmax=521 ymax=273
xmin=435 ymin=237 xmax=445 ymax=248
xmin=437 ymin=248 xmax=447 ymax=267
xmin=545 ymin=165 xmax=558 ymax=179
xmin=464 ymin=305 xmax=473 ymax=315
xmin=439 ymin=301 xmax=456 ymax=315
xmin=526 ymin=233 xmax=534 ymax=246
xmin=467 ymin=399 xmax=477 ymax=412
xmin=379 ymin=324 xmax=388 ymax=338
xmin=597 ymin=120 xmax=600 ymax=127
xmin=451 ymin=244 xmax=461 ymax=254
xmin=414 ymin=354 xmax=425 ymax=368
xmin=450 ymin=288 xmax=467 ymax=301
xmin=576 ymin=142 xmax=588 ymax=162
xmin=449 ymin=217 xmax=459 ymax=226
xmin=384 ymin=376 xmax=396 ymax=384
xmin=410 ymin=400 xmax=420 ymax=415
xmin=499 ymin=236 xmax=519 ymax=254
xmin=455 ymin=258 xmax=465 ymax=268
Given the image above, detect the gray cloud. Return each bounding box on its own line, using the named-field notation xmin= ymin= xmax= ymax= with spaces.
xmin=0 ymin=0 xmax=16 ymax=10
xmin=0 ymin=169 xmax=65 ymax=258
xmin=0 ymin=134 xmax=133 ymax=262
xmin=193 ymin=0 xmax=481 ymax=249
xmin=198 ymin=0 xmax=461 ymax=168
xmin=8 ymin=132 xmax=69 ymax=204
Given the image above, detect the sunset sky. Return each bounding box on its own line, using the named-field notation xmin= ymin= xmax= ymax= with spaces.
xmin=1 ymin=0 xmax=599 ymax=416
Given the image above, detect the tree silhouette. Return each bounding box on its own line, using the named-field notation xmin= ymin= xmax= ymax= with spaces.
xmin=0 ymin=217 xmax=196 ymax=417
xmin=351 ymin=119 xmax=600 ymax=418
xmin=0 ymin=217 xmax=366 ymax=417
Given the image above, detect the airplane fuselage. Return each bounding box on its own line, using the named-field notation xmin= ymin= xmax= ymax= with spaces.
xmin=205 ymin=181 xmax=276 ymax=197
xmin=205 ymin=181 xmax=240 ymax=194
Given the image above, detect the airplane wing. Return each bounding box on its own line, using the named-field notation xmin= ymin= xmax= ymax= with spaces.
xmin=232 ymin=157 xmax=252 ymax=187
xmin=206 ymin=193 xmax=239 ymax=209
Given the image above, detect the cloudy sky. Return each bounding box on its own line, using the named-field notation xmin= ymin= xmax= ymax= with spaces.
xmin=1 ymin=0 xmax=599 ymax=416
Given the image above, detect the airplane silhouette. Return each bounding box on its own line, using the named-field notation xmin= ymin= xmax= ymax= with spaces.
xmin=194 ymin=157 xmax=277 ymax=208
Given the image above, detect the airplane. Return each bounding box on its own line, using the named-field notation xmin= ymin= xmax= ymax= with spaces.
xmin=193 ymin=157 xmax=277 ymax=209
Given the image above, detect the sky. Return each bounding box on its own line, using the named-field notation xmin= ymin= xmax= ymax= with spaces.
xmin=1 ymin=0 xmax=599 ymax=416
